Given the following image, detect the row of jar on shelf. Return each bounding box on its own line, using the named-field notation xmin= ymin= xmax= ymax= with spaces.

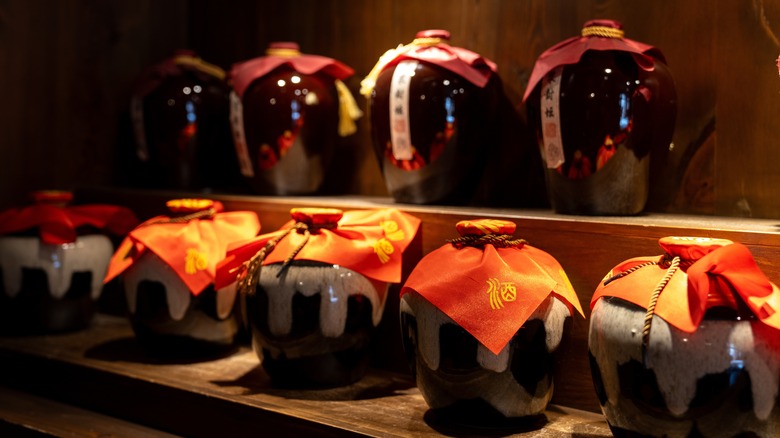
xmin=130 ymin=19 xmax=676 ymax=215
xmin=0 ymin=191 xmax=778 ymax=437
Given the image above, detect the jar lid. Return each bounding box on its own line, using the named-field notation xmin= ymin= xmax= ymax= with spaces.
xmin=290 ymin=208 xmax=343 ymax=227
xmin=266 ymin=42 xmax=301 ymax=57
xmin=32 ymin=190 xmax=73 ymax=206
xmin=582 ymin=19 xmax=623 ymax=31
xmin=658 ymin=236 xmax=734 ymax=261
xmin=166 ymin=198 xmax=217 ymax=214
xmin=455 ymin=219 xmax=516 ymax=237
xmin=415 ymin=29 xmax=451 ymax=40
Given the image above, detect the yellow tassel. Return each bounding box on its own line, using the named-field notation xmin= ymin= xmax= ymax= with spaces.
xmin=335 ymin=79 xmax=363 ymax=137
xmin=173 ymin=54 xmax=226 ymax=80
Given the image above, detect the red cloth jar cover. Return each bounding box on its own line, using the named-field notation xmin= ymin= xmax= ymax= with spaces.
xmin=0 ymin=191 xmax=139 ymax=244
xmin=104 ymin=199 xmax=260 ymax=296
xmin=230 ymin=42 xmax=354 ymax=97
xmin=360 ymin=29 xmax=497 ymax=96
xmin=401 ymin=219 xmax=584 ymax=355
xmin=522 ymin=19 xmax=664 ymax=102
xmin=230 ymin=42 xmax=362 ymax=137
xmin=591 ymin=236 xmax=780 ymax=333
xmin=215 ymin=207 xmax=421 ymax=294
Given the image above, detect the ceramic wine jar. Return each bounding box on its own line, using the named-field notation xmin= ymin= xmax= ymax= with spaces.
xmin=400 ymin=219 xmax=584 ymax=420
xmin=525 ymin=20 xmax=677 ymax=215
xmin=0 ymin=191 xmax=138 ymax=334
xmin=589 ymin=236 xmax=780 ymax=437
xmin=104 ymin=199 xmax=260 ymax=356
xmin=229 ymin=42 xmax=361 ymax=195
xmin=215 ymin=208 xmax=420 ymax=387
xmin=130 ymin=51 xmax=234 ymax=191
xmin=361 ymin=30 xmax=502 ymax=205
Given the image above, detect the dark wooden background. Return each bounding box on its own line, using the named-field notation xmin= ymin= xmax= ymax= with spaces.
xmin=1 ymin=0 xmax=780 ymax=216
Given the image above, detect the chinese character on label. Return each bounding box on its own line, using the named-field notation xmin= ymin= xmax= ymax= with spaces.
xmin=229 ymin=92 xmax=255 ymax=177
xmin=389 ymin=60 xmax=417 ymax=161
xmin=540 ymin=67 xmax=564 ymax=169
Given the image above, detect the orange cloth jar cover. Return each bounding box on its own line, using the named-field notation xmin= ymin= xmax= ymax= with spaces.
xmin=215 ymin=208 xmax=420 ymax=295
xmin=104 ymin=199 xmax=261 ymax=296
xmin=591 ymin=236 xmax=780 ymax=333
xmin=401 ymin=219 xmax=584 ymax=355
xmin=0 ymin=191 xmax=139 ymax=245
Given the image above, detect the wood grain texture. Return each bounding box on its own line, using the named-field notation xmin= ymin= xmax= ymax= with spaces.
xmin=1 ymin=1 xmax=779 ymax=217
xmin=0 ymin=386 xmax=177 ymax=438
xmin=715 ymin=0 xmax=780 ymax=218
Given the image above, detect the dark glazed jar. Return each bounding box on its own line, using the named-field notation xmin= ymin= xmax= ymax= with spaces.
xmin=104 ymin=199 xmax=260 ymax=357
xmin=362 ymin=30 xmax=502 ymax=205
xmin=215 ymin=207 xmax=420 ymax=387
xmin=589 ymin=237 xmax=780 ymax=437
xmin=130 ymin=51 xmax=234 ymax=191
xmin=400 ymin=219 xmax=583 ymax=422
xmin=525 ymin=20 xmax=677 ymax=215
xmin=0 ymin=191 xmax=138 ymax=334
xmin=229 ymin=43 xmax=361 ymax=195
xmin=247 ymin=260 xmax=386 ymax=387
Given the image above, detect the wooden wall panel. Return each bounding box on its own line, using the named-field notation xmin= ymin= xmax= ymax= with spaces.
xmin=715 ymin=0 xmax=780 ymax=218
xmin=0 ymin=0 xmax=190 ymax=208
xmin=1 ymin=0 xmax=780 ymax=216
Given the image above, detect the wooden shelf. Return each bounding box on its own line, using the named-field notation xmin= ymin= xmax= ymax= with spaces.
xmin=0 ymin=314 xmax=611 ymax=437
xmin=72 ymin=186 xmax=780 ymax=415
xmin=5 ymin=186 xmax=779 ymax=435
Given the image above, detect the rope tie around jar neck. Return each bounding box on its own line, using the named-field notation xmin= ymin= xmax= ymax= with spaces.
xmin=265 ymin=47 xmax=301 ymax=57
xmin=145 ymin=208 xmax=218 ymax=226
xmin=601 ymin=254 xmax=687 ymax=359
xmin=410 ymin=37 xmax=444 ymax=47
xmin=360 ymin=36 xmax=446 ymax=97
xmin=236 ymin=220 xmax=338 ymax=296
xmin=447 ymin=233 xmax=527 ymax=249
xmin=581 ymin=26 xmax=625 ymax=39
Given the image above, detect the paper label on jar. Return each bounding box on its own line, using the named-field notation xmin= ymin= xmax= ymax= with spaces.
xmin=229 ymin=91 xmax=255 ymax=177
xmin=389 ymin=60 xmax=418 ymax=161
xmin=130 ymin=96 xmax=149 ymax=162
xmin=540 ymin=67 xmax=564 ymax=169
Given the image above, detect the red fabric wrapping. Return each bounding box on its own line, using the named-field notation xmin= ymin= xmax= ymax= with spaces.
xmin=374 ymin=34 xmax=497 ymax=89
xmin=215 ymin=208 xmax=420 ymax=294
xmin=401 ymin=225 xmax=584 ymax=355
xmin=522 ymin=19 xmax=666 ymax=101
xmin=591 ymin=238 xmax=780 ymax=332
xmin=104 ymin=208 xmax=260 ymax=297
xmin=230 ymin=43 xmax=355 ymax=98
xmin=0 ymin=204 xmax=139 ymax=245
xmin=687 ymin=243 xmax=780 ymax=330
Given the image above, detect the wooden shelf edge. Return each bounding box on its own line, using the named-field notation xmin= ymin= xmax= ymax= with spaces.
xmin=0 ymin=314 xmax=611 ymax=437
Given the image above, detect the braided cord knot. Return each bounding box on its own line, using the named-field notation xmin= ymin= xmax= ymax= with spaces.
xmin=601 ymin=253 xmax=691 ymax=360
xmin=447 ymin=233 xmax=527 ymax=249
xmin=582 ymin=26 xmax=625 ymax=39
xmin=236 ymin=220 xmax=338 ymax=296
xmin=145 ymin=208 xmax=217 ymax=227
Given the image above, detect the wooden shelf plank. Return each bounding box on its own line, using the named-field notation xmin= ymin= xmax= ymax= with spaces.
xmin=0 ymin=385 xmax=177 ymax=438
xmin=0 ymin=315 xmax=611 ymax=437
